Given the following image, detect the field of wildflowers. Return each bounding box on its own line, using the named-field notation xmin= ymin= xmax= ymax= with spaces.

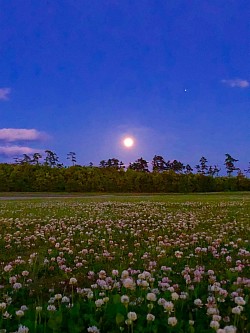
xmin=0 ymin=194 xmax=249 ymax=333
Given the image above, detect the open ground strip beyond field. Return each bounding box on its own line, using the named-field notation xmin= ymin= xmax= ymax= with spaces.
xmin=0 ymin=194 xmax=249 ymax=333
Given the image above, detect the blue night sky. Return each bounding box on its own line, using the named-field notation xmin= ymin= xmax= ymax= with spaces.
xmin=0 ymin=0 xmax=249 ymax=171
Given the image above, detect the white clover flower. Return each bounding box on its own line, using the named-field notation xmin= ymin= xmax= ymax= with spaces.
xmin=123 ymin=278 xmax=135 ymax=290
xmin=121 ymin=270 xmax=129 ymax=279
xmin=163 ymin=301 xmax=174 ymax=313
xmin=112 ymin=269 xmax=119 ymax=276
xmin=20 ymin=305 xmax=28 ymax=311
xmin=17 ymin=325 xmax=29 ymax=333
xmin=95 ymin=299 xmax=104 ymax=308
xmin=16 ymin=310 xmax=24 ymax=317
xmin=175 ymin=251 xmax=183 ymax=258
xmin=4 ymin=264 xmax=13 ymax=272
xmin=194 ymin=298 xmax=203 ymax=307
xmin=207 ymin=307 xmax=218 ymax=315
xmin=98 ymin=270 xmax=106 ymax=279
xmin=158 ymin=298 xmax=166 ymax=306
xmin=223 ymin=316 xmax=230 ymax=323
xmin=87 ymin=326 xmax=100 ymax=333
xmin=121 ymin=295 xmax=130 ymax=304
xmin=210 ymin=320 xmax=220 ymax=329
xmin=13 ymin=283 xmax=22 ymax=290
xmin=0 ymin=302 xmax=7 ymax=310
xmin=140 ymin=280 xmax=149 ymax=288
xmin=127 ymin=312 xmax=137 ymax=321
xmin=69 ymin=277 xmax=77 ymax=285
xmin=180 ymin=292 xmax=188 ymax=300
xmin=54 ymin=294 xmax=62 ymax=300
xmin=234 ymin=296 xmax=246 ymax=305
xmin=62 ymin=296 xmax=70 ymax=303
xmin=9 ymin=276 xmax=17 ymax=284
xmin=212 ymin=315 xmax=221 ymax=322
xmin=36 ymin=306 xmax=42 ymax=312
xmin=47 ymin=305 xmax=56 ymax=311
xmin=48 ymin=297 xmax=55 ymax=304
xmin=231 ymin=306 xmax=242 ymax=315
xmin=224 ymin=326 xmax=237 ymax=333
xmin=87 ymin=291 xmax=94 ymax=299
xmin=138 ymin=273 xmax=146 ymax=279
xmin=171 ymin=292 xmax=179 ymax=301
xmin=146 ymin=313 xmax=155 ymax=321
xmin=207 ymin=270 xmax=215 ymax=275
xmin=2 ymin=311 xmax=12 ymax=319
xmin=168 ymin=316 xmax=177 ymax=326
xmin=146 ymin=293 xmax=157 ymax=302
xmin=189 ymin=320 xmax=195 ymax=325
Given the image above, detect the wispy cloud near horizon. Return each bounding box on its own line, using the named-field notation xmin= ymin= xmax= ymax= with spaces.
xmin=221 ymin=79 xmax=249 ymax=88
xmin=0 ymin=87 xmax=11 ymax=100
xmin=0 ymin=145 xmax=42 ymax=157
xmin=0 ymin=128 xmax=48 ymax=142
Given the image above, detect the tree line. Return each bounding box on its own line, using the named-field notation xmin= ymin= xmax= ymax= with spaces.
xmin=0 ymin=150 xmax=249 ymax=192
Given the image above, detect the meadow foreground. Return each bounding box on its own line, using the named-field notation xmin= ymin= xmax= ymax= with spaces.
xmin=0 ymin=194 xmax=249 ymax=332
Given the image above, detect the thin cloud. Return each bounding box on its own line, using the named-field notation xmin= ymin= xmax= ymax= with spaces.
xmin=0 ymin=145 xmax=41 ymax=157
xmin=221 ymin=79 xmax=249 ymax=88
xmin=0 ymin=87 xmax=11 ymax=100
xmin=0 ymin=128 xmax=48 ymax=142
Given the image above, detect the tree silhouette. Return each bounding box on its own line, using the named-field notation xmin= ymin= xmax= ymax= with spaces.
xmin=184 ymin=164 xmax=193 ymax=174
xmin=152 ymin=155 xmax=167 ymax=172
xmin=129 ymin=157 xmax=149 ymax=172
xmin=32 ymin=153 xmax=42 ymax=165
xmin=99 ymin=160 xmax=107 ymax=168
xmin=21 ymin=154 xmax=32 ymax=165
xmin=195 ymin=164 xmax=201 ymax=174
xmin=244 ymin=162 xmax=250 ymax=175
xmin=67 ymin=152 xmax=77 ymax=166
xmin=106 ymin=158 xmax=120 ymax=170
xmin=169 ymin=160 xmax=184 ymax=173
xmin=199 ymin=156 xmax=208 ymax=175
xmin=224 ymin=154 xmax=238 ymax=177
xmin=44 ymin=150 xmax=59 ymax=168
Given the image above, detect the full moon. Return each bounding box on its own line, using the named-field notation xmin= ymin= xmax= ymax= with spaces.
xmin=123 ymin=137 xmax=134 ymax=148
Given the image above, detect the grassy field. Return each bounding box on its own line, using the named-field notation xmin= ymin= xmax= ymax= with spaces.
xmin=0 ymin=193 xmax=249 ymax=332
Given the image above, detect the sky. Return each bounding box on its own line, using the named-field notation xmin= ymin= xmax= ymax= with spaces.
xmin=0 ymin=0 xmax=249 ymax=171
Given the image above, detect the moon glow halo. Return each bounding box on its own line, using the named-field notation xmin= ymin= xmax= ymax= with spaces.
xmin=123 ymin=137 xmax=134 ymax=148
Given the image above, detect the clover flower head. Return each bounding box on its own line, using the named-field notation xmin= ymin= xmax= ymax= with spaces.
xmin=69 ymin=277 xmax=77 ymax=285
xmin=87 ymin=326 xmax=100 ymax=333
xmin=163 ymin=301 xmax=174 ymax=312
xmin=17 ymin=325 xmax=29 ymax=333
xmin=210 ymin=320 xmax=220 ymax=329
xmin=232 ymin=306 xmax=242 ymax=315
xmin=121 ymin=295 xmax=130 ymax=304
xmin=168 ymin=316 xmax=177 ymax=326
xmin=0 ymin=302 xmax=7 ymax=310
xmin=127 ymin=312 xmax=137 ymax=321
xmin=146 ymin=313 xmax=155 ymax=321
xmin=224 ymin=326 xmax=237 ymax=333
xmin=171 ymin=292 xmax=179 ymax=301
xmin=234 ymin=296 xmax=245 ymax=305
xmin=146 ymin=292 xmax=157 ymax=302
xmin=194 ymin=298 xmax=203 ymax=307
xmin=16 ymin=310 xmax=24 ymax=317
